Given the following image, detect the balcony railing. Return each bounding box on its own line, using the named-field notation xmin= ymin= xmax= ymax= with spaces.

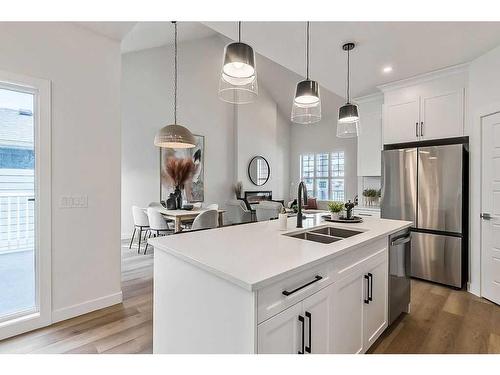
xmin=0 ymin=192 xmax=34 ymax=254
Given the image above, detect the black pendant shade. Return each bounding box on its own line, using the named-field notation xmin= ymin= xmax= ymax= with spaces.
xmin=291 ymin=22 xmax=321 ymax=124
xmin=338 ymin=103 xmax=359 ymax=123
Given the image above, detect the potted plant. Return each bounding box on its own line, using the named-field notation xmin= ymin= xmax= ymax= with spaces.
xmin=363 ymin=189 xmax=379 ymax=206
xmin=328 ymin=201 xmax=344 ymax=220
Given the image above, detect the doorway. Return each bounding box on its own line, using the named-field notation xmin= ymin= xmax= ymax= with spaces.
xmin=0 ymin=71 xmax=51 ymax=340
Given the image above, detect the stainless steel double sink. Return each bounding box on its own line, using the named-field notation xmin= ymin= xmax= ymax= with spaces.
xmin=284 ymin=226 xmax=363 ymax=244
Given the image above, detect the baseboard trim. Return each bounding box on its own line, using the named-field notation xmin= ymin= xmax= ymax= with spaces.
xmin=51 ymin=291 xmax=123 ymax=323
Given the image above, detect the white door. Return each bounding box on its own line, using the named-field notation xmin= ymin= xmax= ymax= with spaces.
xmin=383 ymin=98 xmax=420 ymax=145
xmin=0 ymin=71 xmax=51 ymax=340
xmin=420 ymin=89 xmax=464 ymax=140
xmin=257 ymin=302 xmax=303 ymax=354
xmin=481 ymin=112 xmax=500 ymax=305
xmin=363 ymin=256 xmax=388 ymax=348
xmin=301 ymin=284 xmax=334 ymax=354
xmin=331 ymin=271 xmax=365 ymax=354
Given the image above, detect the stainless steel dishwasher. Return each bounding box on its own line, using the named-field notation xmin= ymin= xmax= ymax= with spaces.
xmin=388 ymin=229 xmax=411 ymax=325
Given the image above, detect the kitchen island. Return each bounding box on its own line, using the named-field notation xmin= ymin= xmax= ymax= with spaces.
xmin=148 ymin=214 xmax=411 ymax=354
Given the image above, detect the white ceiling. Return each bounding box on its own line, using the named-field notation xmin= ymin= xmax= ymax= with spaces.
xmin=204 ymin=22 xmax=500 ymax=97
xmin=77 ymin=22 xmax=217 ymax=53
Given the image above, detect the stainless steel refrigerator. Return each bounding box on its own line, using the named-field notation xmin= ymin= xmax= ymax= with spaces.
xmin=381 ymin=139 xmax=468 ymax=288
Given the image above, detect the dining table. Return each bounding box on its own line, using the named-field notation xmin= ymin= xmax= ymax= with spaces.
xmin=148 ymin=206 xmax=225 ymax=233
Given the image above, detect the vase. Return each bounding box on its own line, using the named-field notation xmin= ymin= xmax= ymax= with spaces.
xmin=174 ymin=186 xmax=182 ymax=209
xmin=330 ymin=212 xmax=340 ymax=220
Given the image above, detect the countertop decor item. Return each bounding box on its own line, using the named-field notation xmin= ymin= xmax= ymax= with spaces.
xmin=337 ymin=42 xmax=359 ymax=138
xmin=218 ymin=21 xmax=258 ymax=104
xmin=363 ymin=188 xmax=380 ymax=206
xmin=322 ymin=215 xmax=364 ymax=223
xmin=291 ymin=21 xmax=321 ymax=124
xmin=327 ymin=201 xmax=344 ymax=220
xmin=233 ymin=181 xmax=243 ymax=198
xmin=181 ymin=204 xmax=194 ymax=211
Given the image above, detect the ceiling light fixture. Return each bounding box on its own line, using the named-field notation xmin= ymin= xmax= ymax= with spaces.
xmin=291 ymin=21 xmax=321 ymax=124
xmin=154 ymin=22 xmax=196 ymax=149
xmin=218 ymin=21 xmax=258 ymax=104
xmin=337 ymin=42 xmax=359 ymax=138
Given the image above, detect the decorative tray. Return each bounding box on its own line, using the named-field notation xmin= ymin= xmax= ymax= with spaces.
xmin=321 ymin=215 xmax=363 ymax=223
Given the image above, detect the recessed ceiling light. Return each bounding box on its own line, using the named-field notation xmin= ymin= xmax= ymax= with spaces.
xmin=383 ymin=66 xmax=393 ymax=73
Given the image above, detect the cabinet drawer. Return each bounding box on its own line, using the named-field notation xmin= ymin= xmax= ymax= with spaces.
xmin=257 ymin=238 xmax=388 ymax=324
xmin=257 ymin=263 xmax=331 ymax=324
xmin=353 ymin=209 xmax=381 ymax=219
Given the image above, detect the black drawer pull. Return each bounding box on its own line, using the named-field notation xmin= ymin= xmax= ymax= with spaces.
xmin=282 ymin=275 xmax=323 ymax=296
xmin=305 ymin=311 xmax=312 ymax=353
xmin=298 ymin=315 xmax=305 ymax=354
xmin=368 ymin=273 xmax=373 ymax=302
xmin=364 ymin=274 xmax=370 ymax=304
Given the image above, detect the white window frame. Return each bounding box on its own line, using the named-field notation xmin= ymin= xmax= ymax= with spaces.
xmin=0 ymin=70 xmax=51 ymax=340
xmin=299 ymin=152 xmax=345 ymax=201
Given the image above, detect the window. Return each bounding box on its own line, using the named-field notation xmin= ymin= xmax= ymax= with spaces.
xmin=300 ymin=152 xmax=345 ymax=201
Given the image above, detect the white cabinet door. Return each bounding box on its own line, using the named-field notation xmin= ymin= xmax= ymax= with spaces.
xmin=257 ymin=302 xmax=303 ymax=354
xmin=331 ymin=271 xmax=365 ymax=354
xmin=383 ymin=98 xmax=420 ymax=145
xmin=363 ymin=256 xmax=388 ymax=349
xmin=302 ymin=284 xmax=334 ymax=354
xmin=420 ymin=88 xmax=464 ymax=140
xmin=357 ymin=111 xmax=382 ymax=176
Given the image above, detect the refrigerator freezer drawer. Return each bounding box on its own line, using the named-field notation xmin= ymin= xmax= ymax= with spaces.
xmin=411 ymin=232 xmax=462 ymax=288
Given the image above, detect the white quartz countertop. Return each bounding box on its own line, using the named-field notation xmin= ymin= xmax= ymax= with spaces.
xmin=148 ymin=214 xmax=411 ymax=291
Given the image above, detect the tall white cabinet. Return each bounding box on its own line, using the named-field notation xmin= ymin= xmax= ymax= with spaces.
xmin=380 ymin=65 xmax=467 ymax=145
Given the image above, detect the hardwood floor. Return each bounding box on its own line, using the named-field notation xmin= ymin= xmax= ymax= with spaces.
xmin=1 ymin=242 xmax=499 ymax=354
xmin=0 ymin=242 xmax=153 ymax=354
xmin=369 ymin=279 xmax=500 ymax=354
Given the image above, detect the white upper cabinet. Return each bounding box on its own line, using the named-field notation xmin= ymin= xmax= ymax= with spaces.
xmin=380 ymin=66 xmax=467 ymax=145
xmin=420 ymin=89 xmax=464 ymax=140
xmin=383 ymin=97 xmax=420 ymax=144
xmin=356 ymin=94 xmax=383 ymax=176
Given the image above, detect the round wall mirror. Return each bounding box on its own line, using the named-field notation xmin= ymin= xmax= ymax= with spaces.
xmin=248 ymin=156 xmax=270 ymax=186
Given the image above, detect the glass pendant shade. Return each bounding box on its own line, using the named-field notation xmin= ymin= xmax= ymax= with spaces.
xmin=154 ymin=124 xmax=196 ymax=148
xmin=336 ymin=120 xmax=359 ymax=138
xmin=219 ymin=42 xmax=258 ymax=104
xmin=291 ymin=80 xmax=321 ymax=124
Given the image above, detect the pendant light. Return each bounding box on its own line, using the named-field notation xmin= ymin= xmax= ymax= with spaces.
xmin=291 ymin=21 xmax=321 ymax=124
xmin=218 ymin=22 xmax=258 ymax=104
xmin=154 ymin=22 xmax=196 ymax=149
xmin=337 ymin=42 xmax=359 ymax=138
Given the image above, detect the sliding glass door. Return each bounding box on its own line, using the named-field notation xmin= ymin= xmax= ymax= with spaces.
xmin=0 ymin=72 xmax=51 ymax=340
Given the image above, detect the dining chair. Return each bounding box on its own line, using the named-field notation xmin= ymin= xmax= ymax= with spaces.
xmin=144 ymin=207 xmax=173 ymax=254
xmin=205 ymin=203 xmax=219 ymax=210
xmin=225 ymin=199 xmax=252 ymax=224
xmin=191 ymin=209 xmax=218 ymax=231
xmin=148 ymin=201 xmax=174 ymax=225
xmin=255 ymin=201 xmax=283 ymax=221
xmin=129 ymin=206 xmax=150 ymax=254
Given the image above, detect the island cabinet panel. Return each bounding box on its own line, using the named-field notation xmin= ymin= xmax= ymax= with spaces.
xmin=363 ymin=254 xmax=389 ymax=349
xmin=331 ymin=270 xmax=365 ymax=354
xmin=257 ymin=284 xmax=334 ymax=354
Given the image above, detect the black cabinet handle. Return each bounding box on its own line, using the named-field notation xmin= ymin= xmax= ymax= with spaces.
xmin=368 ymin=273 xmax=373 ymax=302
xmin=415 ymin=122 xmax=419 ymax=137
xmin=282 ymin=275 xmax=323 ymax=296
xmin=298 ymin=315 xmax=305 ymax=354
xmin=364 ymin=274 xmax=370 ymax=304
xmin=305 ymin=311 xmax=312 ymax=353
xmin=420 ymin=122 xmax=424 ymax=137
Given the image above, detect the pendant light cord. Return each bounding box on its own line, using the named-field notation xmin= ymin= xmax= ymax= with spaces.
xmin=238 ymin=21 xmax=241 ymax=42
xmin=346 ymin=47 xmax=350 ymax=103
xmin=306 ymin=21 xmax=310 ymax=80
xmin=173 ymin=21 xmax=178 ymax=124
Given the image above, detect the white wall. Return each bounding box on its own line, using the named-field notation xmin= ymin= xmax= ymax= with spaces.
xmin=121 ymin=36 xmax=235 ymax=235
xmin=467 ymin=44 xmax=500 ymax=295
xmin=290 ymin=93 xmax=358 ymax=202
xmin=0 ymin=23 xmax=122 ymax=319
xmin=235 ymin=85 xmax=290 ymax=200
